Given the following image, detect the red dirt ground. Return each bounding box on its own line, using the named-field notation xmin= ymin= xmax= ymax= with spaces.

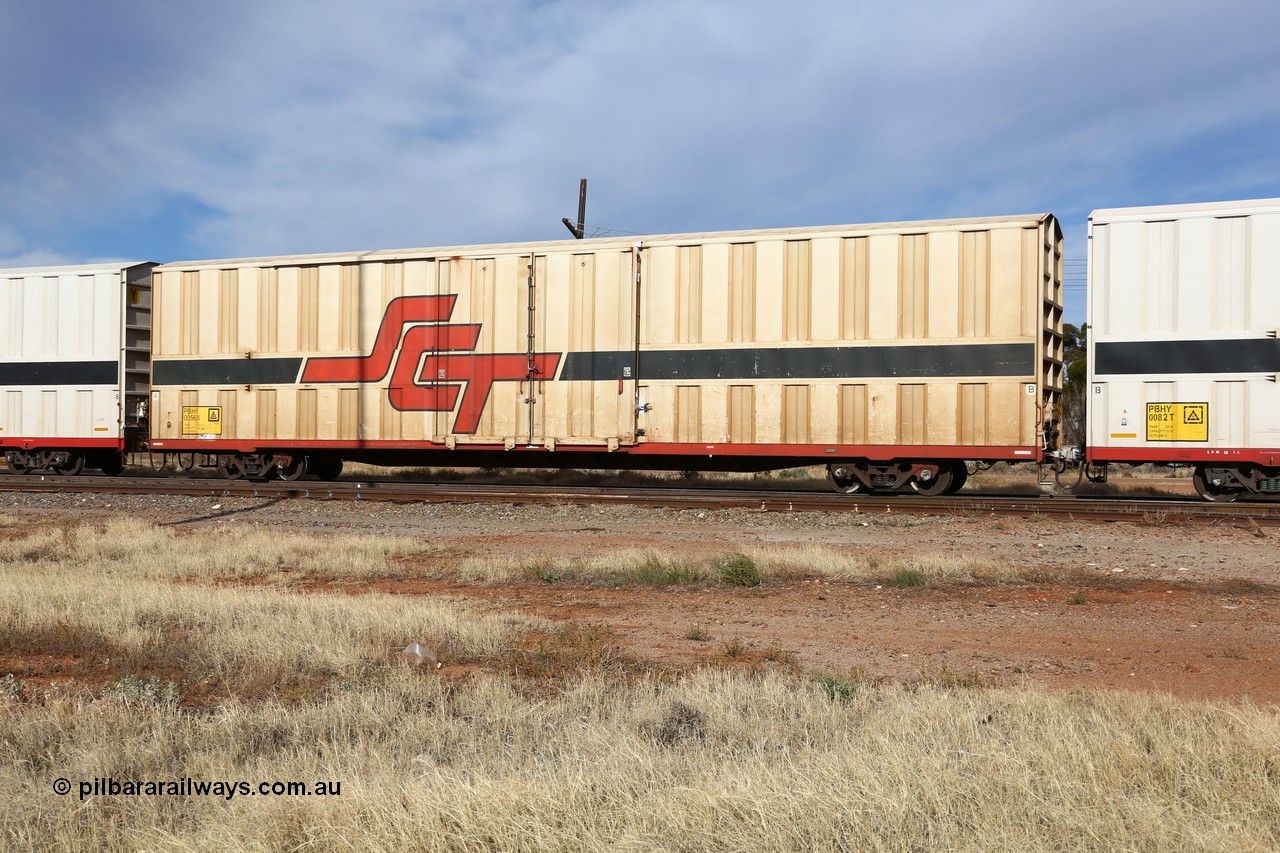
xmin=337 ymin=573 xmax=1280 ymax=703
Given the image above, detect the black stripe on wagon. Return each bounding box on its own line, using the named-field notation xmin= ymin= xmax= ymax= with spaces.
xmin=1095 ymin=339 xmax=1280 ymax=376
xmin=4 ymin=360 xmax=117 ymax=386
xmin=151 ymin=357 xmax=304 ymax=386
xmin=560 ymin=343 xmax=1034 ymax=381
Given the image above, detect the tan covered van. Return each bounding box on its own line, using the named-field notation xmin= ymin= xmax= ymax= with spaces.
xmin=148 ymin=213 xmax=1063 ymax=493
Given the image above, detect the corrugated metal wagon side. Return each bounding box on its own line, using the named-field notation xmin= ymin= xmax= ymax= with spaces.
xmin=1 ymin=262 xmax=153 ymax=475
xmin=628 ymin=214 xmax=1063 ymax=493
xmin=1087 ymin=197 xmax=1280 ymax=501
xmin=147 ymin=214 xmax=1062 ymax=493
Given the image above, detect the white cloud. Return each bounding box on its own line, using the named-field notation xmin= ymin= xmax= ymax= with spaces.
xmin=0 ymin=223 xmax=22 ymax=255
xmin=0 ymin=249 xmax=78 ymax=270
xmin=2 ymin=0 xmax=1279 ymax=269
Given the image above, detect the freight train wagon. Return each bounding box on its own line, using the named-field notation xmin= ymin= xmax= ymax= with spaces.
xmin=1087 ymin=198 xmax=1280 ymax=501
xmin=145 ymin=214 xmax=1064 ymax=494
xmin=1 ymin=262 xmax=154 ymax=475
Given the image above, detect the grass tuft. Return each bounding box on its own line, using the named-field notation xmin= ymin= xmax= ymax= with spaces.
xmin=717 ymin=552 xmax=761 ymax=587
xmin=892 ymin=566 xmax=928 ymax=588
xmin=914 ymin=664 xmax=984 ymax=690
xmin=718 ymin=638 xmax=747 ymax=659
xmin=684 ymin=625 xmax=710 ymax=641
xmin=100 ymin=674 xmax=180 ymax=708
xmin=1 ymin=673 xmax=25 ymax=701
xmin=816 ymin=672 xmax=869 ymax=703
xmin=505 ymin=624 xmax=628 ymax=680
xmin=645 ymin=701 xmax=707 ymax=747
xmin=523 ymin=558 xmax=578 ymax=583
xmin=629 ymin=555 xmax=701 ymax=586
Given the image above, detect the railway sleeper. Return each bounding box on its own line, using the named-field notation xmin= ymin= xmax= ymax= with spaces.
xmin=826 ymin=460 xmax=967 ymax=496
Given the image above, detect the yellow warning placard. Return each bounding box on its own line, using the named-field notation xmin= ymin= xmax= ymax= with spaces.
xmin=1146 ymin=403 xmax=1207 ymax=442
xmin=181 ymin=406 xmax=223 ymax=436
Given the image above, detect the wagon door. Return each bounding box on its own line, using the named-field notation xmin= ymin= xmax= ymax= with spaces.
xmin=467 ymin=251 xmax=559 ymax=446
xmin=525 ymin=246 xmax=640 ymax=449
xmin=427 ymin=254 xmax=529 ymax=444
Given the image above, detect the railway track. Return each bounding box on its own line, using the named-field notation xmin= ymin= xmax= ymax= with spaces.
xmin=2 ymin=472 xmax=1279 ymax=526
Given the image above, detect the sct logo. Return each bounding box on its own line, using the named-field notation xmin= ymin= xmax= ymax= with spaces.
xmin=301 ymin=295 xmax=562 ymax=434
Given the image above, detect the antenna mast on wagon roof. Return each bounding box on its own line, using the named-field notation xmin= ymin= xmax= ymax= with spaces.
xmin=562 ymin=178 xmax=587 ymax=239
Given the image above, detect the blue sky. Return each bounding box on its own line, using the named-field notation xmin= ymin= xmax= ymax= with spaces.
xmin=3 ymin=1 xmax=1279 ymax=325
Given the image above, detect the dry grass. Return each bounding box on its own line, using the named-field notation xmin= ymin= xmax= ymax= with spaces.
xmin=1120 ymin=463 xmax=1196 ymax=478
xmin=966 ymin=476 xmax=1048 ymax=496
xmin=3 ymin=669 xmax=1278 ymax=851
xmin=2 ymin=518 xmax=1278 ymax=850
xmin=24 ymin=518 xmax=1039 ymax=594
xmin=459 ymin=548 xmax=704 ymax=585
xmin=1073 ymin=480 xmax=1192 ymax=499
xmin=0 ymin=518 xmax=537 ymax=699
xmin=745 ymin=546 xmax=1049 ymax=585
xmin=971 ymin=463 xmax=1199 ymax=498
xmin=0 ymin=515 xmax=436 ymax=581
xmin=461 ymin=545 xmax=1050 ymax=588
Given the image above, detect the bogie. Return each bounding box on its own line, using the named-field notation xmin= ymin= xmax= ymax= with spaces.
xmin=1190 ymin=465 xmax=1280 ymax=502
xmin=827 ymin=460 xmax=969 ymax=496
xmin=4 ymin=449 xmax=91 ymax=476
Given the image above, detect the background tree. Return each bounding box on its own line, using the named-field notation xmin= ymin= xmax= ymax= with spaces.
xmin=1060 ymin=323 xmax=1088 ymax=448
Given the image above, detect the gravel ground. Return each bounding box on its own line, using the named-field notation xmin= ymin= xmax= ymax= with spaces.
xmin=3 ymin=489 xmax=1277 ymax=703
xmin=1 ymin=489 xmax=1272 ymax=584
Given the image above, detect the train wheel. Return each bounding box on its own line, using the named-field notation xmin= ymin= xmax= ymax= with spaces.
xmin=825 ymin=464 xmax=864 ymax=494
xmin=97 ymin=456 xmax=125 ymax=477
xmin=217 ymin=455 xmax=247 ymax=481
xmin=7 ymin=455 xmax=30 ymax=474
xmin=276 ymin=456 xmax=308 ymax=481
xmin=1192 ymin=466 xmax=1244 ymax=503
xmin=308 ymin=457 xmax=344 ymax=481
xmin=54 ymin=453 xmax=85 ymax=476
xmin=944 ymin=463 xmax=968 ymax=495
xmin=910 ymin=463 xmax=955 ymax=496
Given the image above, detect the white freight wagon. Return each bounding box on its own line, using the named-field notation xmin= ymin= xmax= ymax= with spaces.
xmin=0 ymin=262 xmax=154 ymax=474
xmin=1088 ymin=198 xmax=1280 ymax=500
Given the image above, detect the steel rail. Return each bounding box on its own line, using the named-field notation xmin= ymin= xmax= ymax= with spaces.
xmin=1 ymin=473 xmax=1279 ymax=525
